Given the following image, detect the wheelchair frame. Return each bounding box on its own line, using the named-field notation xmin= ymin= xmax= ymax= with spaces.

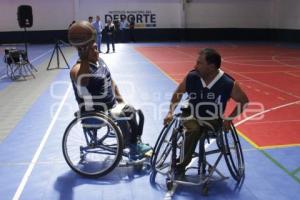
xmin=4 ymin=48 xmax=37 ymax=80
xmin=62 ymin=110 xmax=150 ymax=178
xmin=151 ymin=113 xmax=245 ymax=194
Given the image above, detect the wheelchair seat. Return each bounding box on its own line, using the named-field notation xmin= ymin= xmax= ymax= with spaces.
xmin=151 ymin=113 xmax=245 ymax=194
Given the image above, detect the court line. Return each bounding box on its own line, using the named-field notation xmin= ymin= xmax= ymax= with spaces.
xmin=272 ymin=55 xmax=300 ymax=69
xmin=133 ymin=48 xmax=178 ymax=85
xmin=136 ymin=46 xmax=300 ymax=196
xmin=12 ymin=84 xmax=72 ymax=200
xmin=164 ymin=100 xmax=300 ymax=198
xmin=245 ymin=119 xmax=300 ymax=124
xmin=224 ymin=66 xmax=300 ymax=99
xmin=135 ymin=45 xmax=300 ymax=148
xmin=292 ymin=167 xmax=300 ymax=175
xmin=260 ymin=150 xmax=300 ymax=184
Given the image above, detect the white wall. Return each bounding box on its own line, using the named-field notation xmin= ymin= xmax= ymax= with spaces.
xmin=0 ymin=0 xmax=74 ymax=32
xmin=0 ymin=0 xmax=300 ymax=32
xmin=184 ymin=0 xmax=272 ymax=28
xmin=271 ymin=0 xmax=300 ymax=29
xmin=76 ymin=0 xmax=182 ymax=28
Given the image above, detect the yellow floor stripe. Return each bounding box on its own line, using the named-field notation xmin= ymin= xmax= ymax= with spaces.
xmin=134 ymin=47 xmax=299 ymax=151
xmin=237 ymin=129 xmax=300 ymax=150
xmin=236 ymin=129 xmax=261 ymax=149
xmin=133 ymin=47 xmax=179 ymax=85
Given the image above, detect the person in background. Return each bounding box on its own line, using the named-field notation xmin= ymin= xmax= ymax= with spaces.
xmin=129 ymin=17 xmax=135 ymax=42
xmin=92 ymin=15 xmax=104 ymax=52
xmin=119 ymin=18 xmax=128 ymax=43
xmin=104 ymin=18 xmax=116 ymax=53
xmin=88 ymin=16 xmax=93 ymax=23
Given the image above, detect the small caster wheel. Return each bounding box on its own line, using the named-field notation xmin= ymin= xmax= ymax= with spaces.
xmin=202 ymin=185 xmax=209 ymax=196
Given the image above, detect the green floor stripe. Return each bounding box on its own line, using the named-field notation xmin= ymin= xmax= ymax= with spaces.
xmin=292 ymin=167 xmax=300 ymax=175
xmin=260 ymin=150 xmax=300 ymax=184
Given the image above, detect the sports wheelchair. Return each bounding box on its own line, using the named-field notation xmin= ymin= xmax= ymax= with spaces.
xmin=62 ymin=109 xmax=151 ymax=178
xmin=151 ymin=113 xmax=245 ymax=194
xmin=3 ymin=48 xmax=37 ymax=80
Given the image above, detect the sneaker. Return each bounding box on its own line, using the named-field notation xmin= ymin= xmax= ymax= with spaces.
xmin=129 ymin=143 xmax=152 ymax=160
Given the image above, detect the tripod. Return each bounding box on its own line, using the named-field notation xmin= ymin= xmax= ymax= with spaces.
xmin=47 ymin=40 xmax=70 ymax=70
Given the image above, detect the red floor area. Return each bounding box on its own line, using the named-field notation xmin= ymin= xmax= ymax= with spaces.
xmin=135 ymin=44 xmax=300 ymax=148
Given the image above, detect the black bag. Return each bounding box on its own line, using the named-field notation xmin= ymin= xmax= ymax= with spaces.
xmin=117 ymin=105 xmax=144 ymax=146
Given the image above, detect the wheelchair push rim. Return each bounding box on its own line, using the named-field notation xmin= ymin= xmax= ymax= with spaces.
xmin=62 ymin=112 xmax=124 ymax=178
xmin=151 ymin=118 xmax=184 ymax=175
xmin=221 ymin=123 xmax=245 ymax=181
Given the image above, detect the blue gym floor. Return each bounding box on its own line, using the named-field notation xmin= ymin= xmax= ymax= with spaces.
xmin=0 ymin=43 xmax=299 ymax=200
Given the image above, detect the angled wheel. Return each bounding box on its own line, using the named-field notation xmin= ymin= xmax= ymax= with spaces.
xmin=221 ymin=123 xmax=245 ymax=181
xmin=151 ymin=119 xmax=184 ymax=175
xmin=62 ymin=112 xmax=124 ymax=178
xmin=150 ymin=119 xmax=175 ymax=166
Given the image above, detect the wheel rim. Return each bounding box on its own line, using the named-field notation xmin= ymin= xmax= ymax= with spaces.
xmin=152 ymin=119 xmax=183 ymax=175
xmin=222 ymin=124 xmax=245 ymax=181
xmin=63 ymin=114 xmax=122 ymax=177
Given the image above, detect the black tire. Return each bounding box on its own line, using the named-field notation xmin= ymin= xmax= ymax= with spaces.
xmin=151 ymin=119 xmax=183 ymax=175
xmin=62 ymin=112 xmax=124 ymax=178
xmin=221 ymin=123 xmax=245 ymax=181
xmin=150 ymin=119 xmax=176 ymax=166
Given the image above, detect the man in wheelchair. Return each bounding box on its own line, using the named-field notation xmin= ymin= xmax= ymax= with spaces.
xmin=68 ymin=21 xmax=152 ymax=161
xmin=163 ymin=48 xmax=249 ymax=177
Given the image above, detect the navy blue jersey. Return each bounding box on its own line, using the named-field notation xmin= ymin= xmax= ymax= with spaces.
xmin=71 ymin=58 xmax=116 ymax=112
xmin=186 ymin=69 xmax=234 ymax=119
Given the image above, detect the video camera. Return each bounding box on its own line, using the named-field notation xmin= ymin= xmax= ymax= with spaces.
xmin=4 ymin=48 xmax=27 ymax=65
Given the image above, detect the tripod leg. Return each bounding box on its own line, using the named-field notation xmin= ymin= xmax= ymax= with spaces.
xmin=47 ymin=44 xmax=58 ymax=70
xmin=56 ymin=45 xmax=60 ymax=69
xmin=58 ymin=46 xmax=70 ymax=69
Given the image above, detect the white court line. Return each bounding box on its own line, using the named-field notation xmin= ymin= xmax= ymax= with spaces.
xmin=235 ymin=100 xmax=300 ymax=127
xmin=12 ymin=84 xmax=71 ymax=200
xmin=164 ymin=100 xmax=300 ymax=199
xmin=0 ymin=49 xmax=52 ymax=80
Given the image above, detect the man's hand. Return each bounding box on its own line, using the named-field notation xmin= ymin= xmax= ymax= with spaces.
xmin=223 ymin=119 xmax=232 ymax=132
xmin=77 ymin=45 xmax=90 ymax=60
xmin=77 ymin=42 xmax=94 ymax=61
xmin=164 ymin=112 xmax=173 ymax=126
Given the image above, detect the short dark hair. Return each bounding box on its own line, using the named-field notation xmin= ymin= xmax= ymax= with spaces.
xmin=200 ymin=48 xmax=221 ymax=69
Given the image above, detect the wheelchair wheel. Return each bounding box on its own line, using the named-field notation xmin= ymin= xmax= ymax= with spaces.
xmin=150 ymin=119 xmax=175 ymax=166
xmin=151 ymin=119 xmax=184 ymax=175
xmin=62 ymin=112 xmax=124 ymax=178
xmin=221 ymin=123 xmax=245 ymax=181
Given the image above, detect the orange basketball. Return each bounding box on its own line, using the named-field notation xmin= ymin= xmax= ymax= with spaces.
xmin=68 ymin=21 xmax=96 ymax=46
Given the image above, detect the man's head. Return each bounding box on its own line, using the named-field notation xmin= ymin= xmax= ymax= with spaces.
xmin=194 ymin=48 xmax=221 ymax=76
xmin=88 ymin=16 xmax=93 ymax=23
xmin=96 ymin=16 xmax=100 ymax=21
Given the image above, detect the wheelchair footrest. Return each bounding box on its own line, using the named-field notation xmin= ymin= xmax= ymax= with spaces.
xmin=119 ymin=157 xmax=150 ymax=167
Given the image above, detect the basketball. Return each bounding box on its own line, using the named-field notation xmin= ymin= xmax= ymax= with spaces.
xmin=68 ymin=21 xmax=96 ymax=47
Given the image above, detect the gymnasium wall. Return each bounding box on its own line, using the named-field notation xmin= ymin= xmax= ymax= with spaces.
xmin=0 ymin=0 xmax=299 ymax=43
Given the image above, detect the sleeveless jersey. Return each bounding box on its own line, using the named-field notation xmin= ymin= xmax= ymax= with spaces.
xmin=186 ymin=69 xmax=234 ymax=119
xmin=71 ymin=58 xmax=116 ymax=112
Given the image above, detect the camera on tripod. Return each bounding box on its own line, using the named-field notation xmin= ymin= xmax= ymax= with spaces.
xmin=4 ymin=48 xmax=27 ymax=65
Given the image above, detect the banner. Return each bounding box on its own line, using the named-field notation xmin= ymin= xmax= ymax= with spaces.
xmin=77 ymin=2 xmax=182 ymax=28
xmin=105 ymin=10 xmax=157 ymax=28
